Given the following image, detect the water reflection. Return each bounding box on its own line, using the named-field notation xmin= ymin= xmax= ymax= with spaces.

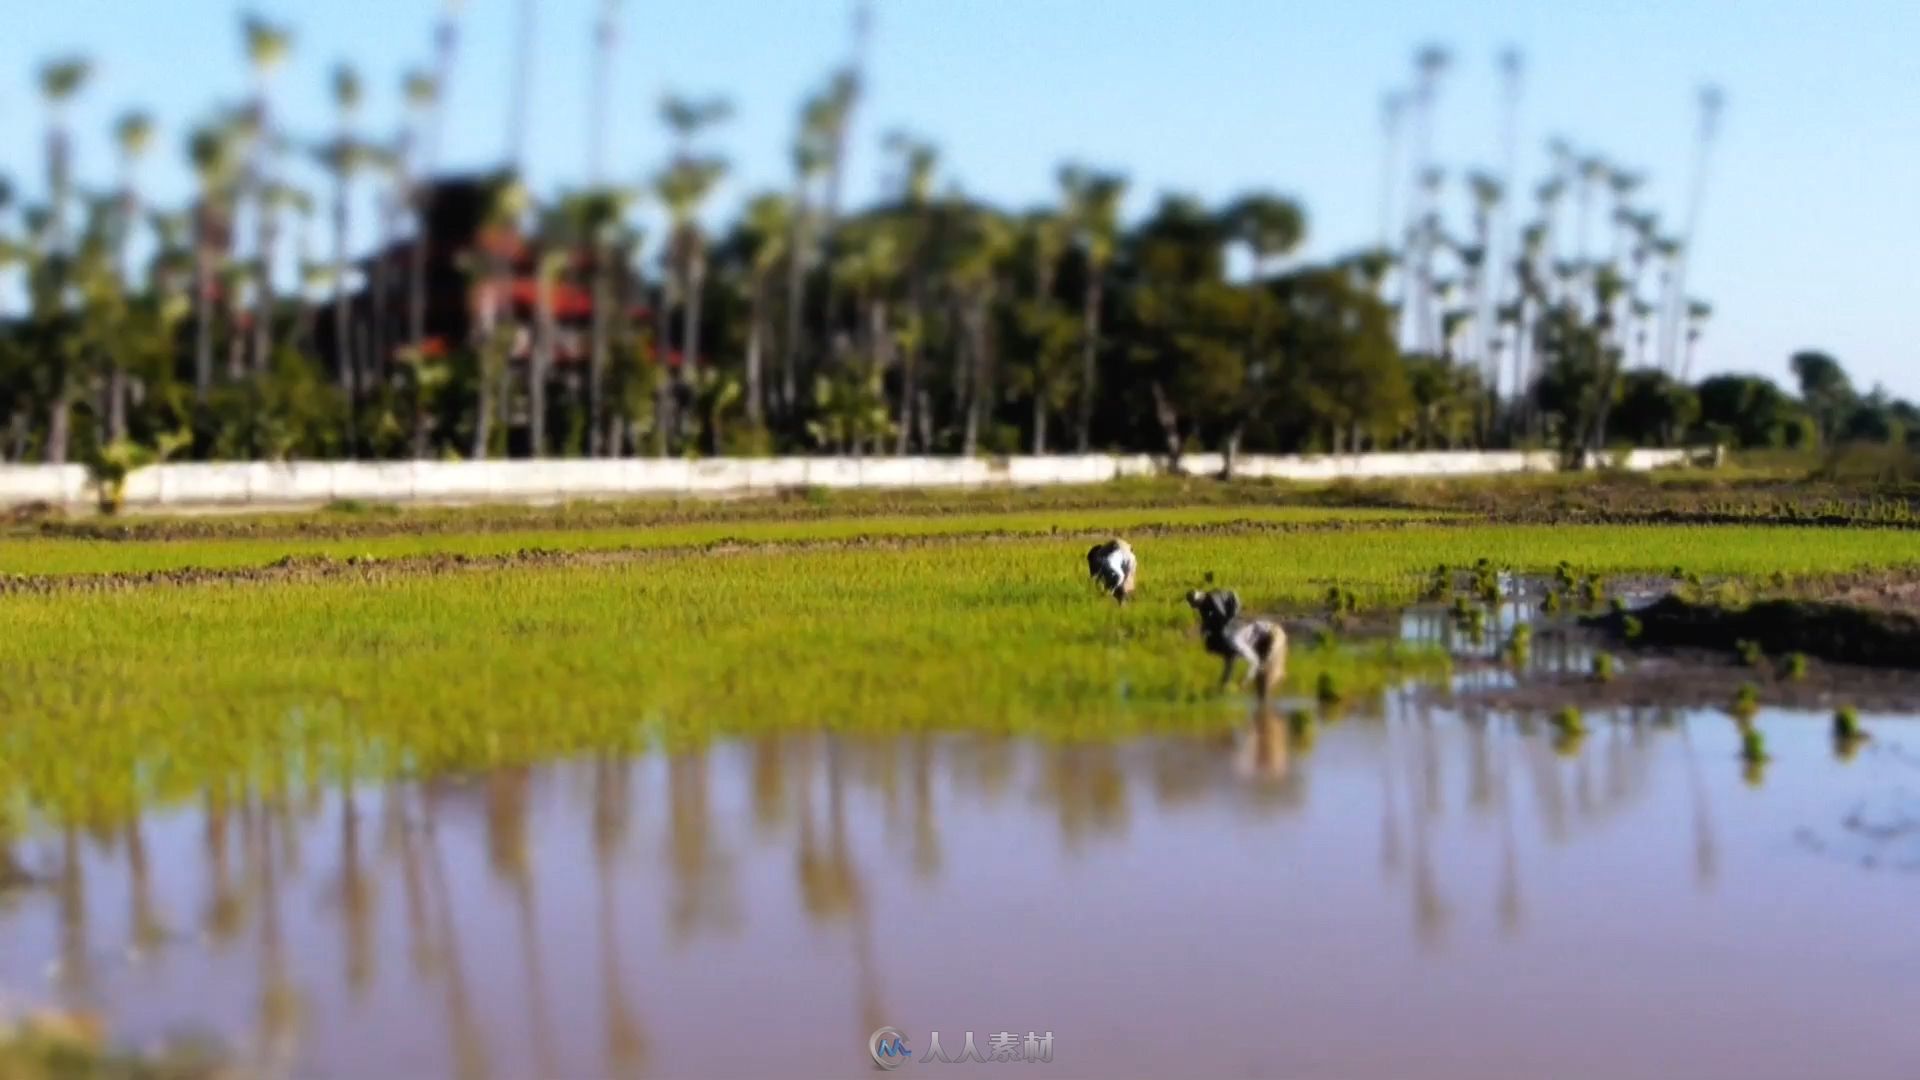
xmin=5 ymin=697 xmax=1919 ymax=1078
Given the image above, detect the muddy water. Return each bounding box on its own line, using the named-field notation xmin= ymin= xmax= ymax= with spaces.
xmin=7 ymin=604 xmax=1920 ymax=1079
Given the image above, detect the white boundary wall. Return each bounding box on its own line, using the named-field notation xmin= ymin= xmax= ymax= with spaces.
xmin=0 ymin=448 xmax=1715 ymax=512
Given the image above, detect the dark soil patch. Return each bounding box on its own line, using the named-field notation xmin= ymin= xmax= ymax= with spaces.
xmin=1587 ymin=594 xmax=1920 ymax=670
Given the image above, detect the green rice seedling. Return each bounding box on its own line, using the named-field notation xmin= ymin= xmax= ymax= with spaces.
xmin=1740 ymin=726 xmax=1770 ymax=764
xmin=1622 ymin=615 xmax=1644 ymax=640
xmin=1782 ymin=653 xmax=1809 ymax=681
xmin=1541 ymin=591 xmax=1563 ymax=614
xmin=1736 ymin=639 xmax=1766 ymax=668
xmin=1732 ymin=683 xmax=1761 ymax=721
xmin=1832 ymin=705 xmax=1864 ymax=743
xmin=1552 ymin=706 xmax=1586 ymax=736
xmin=1316 ymin=671 xmax=1344 ymax=707
xmin=1580 ymin=577 xmax=1605 ymax=607
xmin=1591 ymin=653 xmax=1617 ymax=682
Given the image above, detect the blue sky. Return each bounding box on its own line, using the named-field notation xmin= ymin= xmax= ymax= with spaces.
xmin=2 ymin=0 xmax=1915 ymax=395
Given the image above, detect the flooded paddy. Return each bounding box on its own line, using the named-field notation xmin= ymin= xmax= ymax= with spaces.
xmin=5 ymin=638 xmax=1918 ymax=1078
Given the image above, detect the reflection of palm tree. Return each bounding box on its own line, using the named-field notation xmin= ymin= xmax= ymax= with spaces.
xmin=423 ymin=786 xmax=490 ymax=1080
xmin=668 ymin=751 xmax=738 ymax=939
xmin=249 ymin=794 xmax=303 ymax=1077
xmin=486 ymin=770 xmax=558 ymax=1078
xmin=203 ymin=786 xmax=247 ymax=945
xmin=910 ymin=736 xmax=941 ymax=879
xmin=124 ymin=820 xmax=169 ymax=953
xmin=336 ymin=788 xmax=376 ymax=996
xmin=1680 ymin=719 xmax=1719 ymax=888
xmin=56 ymin=827 xmax=91 ymax=995
xmin=590 ymin=759 xmax=647 ymax=1075
xmin=1494 ymin=722 xmax=1525 ymax=936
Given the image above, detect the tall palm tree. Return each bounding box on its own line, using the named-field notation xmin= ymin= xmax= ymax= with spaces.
xmin=107 ymin=110 xmax=155 ymax=443
xmin=507 ymin=0 xmax=536 ymax=170
xmin=945 ymin=203 xmax=1012 ymax=457
xmin=187 ymin=121 xmax=242 ymax=400
xmin=589 ymin=0 xmax=621 ymax=185
xmin=402 ymin=69 xmax=440 ymax=361
xmin=1059 ymin=165 xmax=1125 ymax=452
xmin=1661 ymin=86 xmax=1725 ymax=375
xmin=736 ymin=193 xmax=792 ymax=429
xmin=882 ymin=132 xmax=938 ymax=452
xmin=1224 ymin=192 xmax=1306 ymax=467
xmin=323 ymin=64 xmax=365 ymax=451
xmin=37 ymin=57 xmax=90 ymax=464
xmin=471 ymin=175 xmax=528 ymax=459
xmin=1404 ymin=44 xmax=1450 ymax=355
xmin=1016 ymin=208 xmax=1071 ymax=453
xmin=1492 ymin=47 xmax=1524 ymax=399
xmin=780 ymin=98 xmax=833 ymax=417
xmin=242 ymin=14 xmax=293 ymax=374
xmin=659 ymin=94 xmax=734 ymax=391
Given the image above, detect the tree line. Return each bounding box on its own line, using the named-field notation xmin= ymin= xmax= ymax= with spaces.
xmin=0 ymin=5 xmax=1903 ymax=472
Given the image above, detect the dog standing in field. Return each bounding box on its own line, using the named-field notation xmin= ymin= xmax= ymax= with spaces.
xmin=1187 ymin=588 xmax=1287 ymax=698
xmin=1086 ymin=539 xmax=1138 ymax=603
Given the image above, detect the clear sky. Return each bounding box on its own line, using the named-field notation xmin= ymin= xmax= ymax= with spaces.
xmin=2 ymin=0 xmax=1915 ymax=395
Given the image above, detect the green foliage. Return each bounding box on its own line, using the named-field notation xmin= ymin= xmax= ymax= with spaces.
xmin=1832 ymin=705 xmax=1862 ymax=742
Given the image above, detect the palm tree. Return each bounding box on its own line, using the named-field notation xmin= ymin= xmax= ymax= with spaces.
xmin=589 ymin=0 xmax=621 ymax=184
xmin=1224 ymin=192 xmax=1306 ymax=468
xmin=736 ymin=193 xmax=792 ymax=430
xmin=507 ymin=0 xmax=536 ymax=170
xmin=882 ymin=132 xmax=938 ymax=452
xmin=1059 ymin=165 xmax=1125 ymax=452
xmin=242 ymin=14 xmax=293 ymax=374
xmin=658 ymin=95 xmax=734 ymax=390
xmin=1015 ymin=209 xmax=1071 ymax=454
xmin=402 ymin=69 xmax=440 ymax=362
xmin=1404 ymin=44 xmax=1451 ymax=355
xmin=946 ymin=203 xmax=1012 ymax=457
xmin=1661 ymin=86 xmax=1725 ymax=375
xmin=187 ymin=121 xmax=241 ymax=400
xmin=37 ymin=56 xmax=90 ymax=464
xmin=323 ymin=64 xmax=365 ymax=451
xmin=471 ymin=175 xmax=528 ymax=458
xmin=780 ymin=95 xmax=835 ymax=417
xmin=106 ymin=110 xmax=155 ymax=443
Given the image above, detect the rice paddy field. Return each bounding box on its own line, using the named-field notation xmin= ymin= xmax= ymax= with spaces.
xmin=6 ymin=474 xmax=1920 ymax=1078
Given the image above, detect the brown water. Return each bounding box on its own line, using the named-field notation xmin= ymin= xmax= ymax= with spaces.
xmin=5 ymin=686 xmax=1919 ymax=1079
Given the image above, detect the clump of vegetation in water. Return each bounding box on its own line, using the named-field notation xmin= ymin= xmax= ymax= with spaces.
xmin=1580 ymin=577 xmax=1606 ymax=607
xmin=1732 ymin=683 xmax=1762 ymax=721
xmin=1736 ymin=639 xmax=1766 ymax=668
xmin=1622 ymin=614 xmax=1644 ymax=640
xmin=1552 ymin=706 xmax=1587 ymax=736
xmin=1541 ymin=591 xmax=1563 ymax=614
xmin=1832 ymin=705 xmax=1865 ymax=744
xmin=1782 ymin=652 xmax=1809 ymax=681
xmin=1424 ymin=564 xmax=1453 ymax=601
xmin=1740 ymin=726 xmax=1770 ymax=764
xmin=1315 ymin=671 xmax=1344 ymax=708
xmin=1591 ymin=653 xmax=1617 ymax=682
xmin=1505 ymin=624 xmax=1534 ymax=665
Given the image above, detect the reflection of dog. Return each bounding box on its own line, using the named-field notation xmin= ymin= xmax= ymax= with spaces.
xmin=1187 ymin=588 xmax=1287 ymax=698
xmin=1086 ymin=539 xmax=1137 ymax=603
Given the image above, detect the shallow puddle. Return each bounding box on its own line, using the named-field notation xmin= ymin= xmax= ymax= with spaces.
xmin=4 ymin=682 xmax=1918 ymax=1078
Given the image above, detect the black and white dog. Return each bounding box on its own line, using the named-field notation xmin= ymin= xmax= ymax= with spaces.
xmin=1186 ymin=588 xmax=1287 ymax=697
xmin=1086 ymin=539 xmax=1137 ymax=603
